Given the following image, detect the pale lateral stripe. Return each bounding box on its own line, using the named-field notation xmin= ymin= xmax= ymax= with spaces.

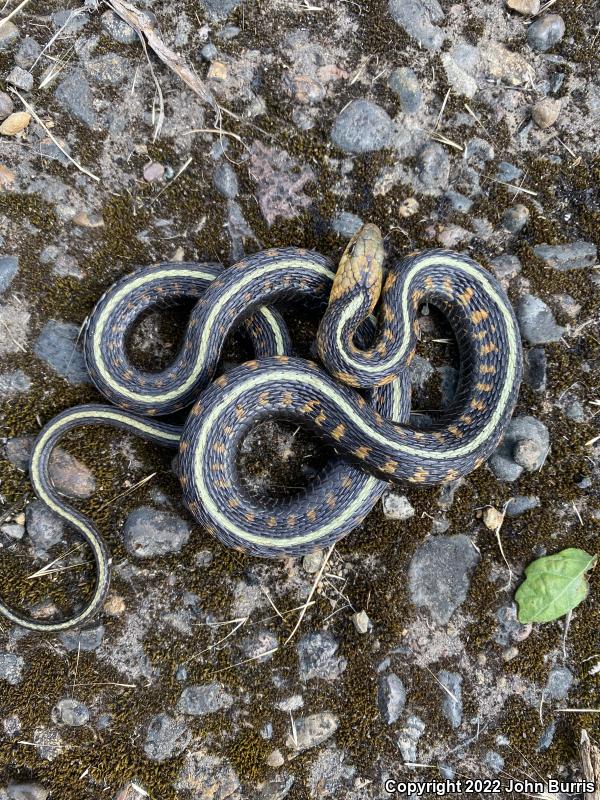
xmin=92 ymin=261 xmax=334 ymax=404
xmin=257 ymin=306 xmax=286 ymax=354
xmin=334 ymin=255 xmax=517 ymax=375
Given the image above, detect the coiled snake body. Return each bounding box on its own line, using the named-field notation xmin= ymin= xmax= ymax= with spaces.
xmin=1 ymin=225 xmax=522 ymax=631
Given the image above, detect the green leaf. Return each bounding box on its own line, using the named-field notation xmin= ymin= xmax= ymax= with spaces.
xmin=515 ymin=548 xmax=597 ymax=624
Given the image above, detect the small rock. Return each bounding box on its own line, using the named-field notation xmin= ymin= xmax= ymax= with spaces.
xmin=35 ymin=320 xmax=90 ymax=384
xmin=177 ymin=683 xmax=233 ymax=716
xmin=532 ymin=97 xmax=561 ymax=129
xmin=285 ymin=712 xmax=339 ymax=751
xmin=537 ymin=721 xmax=557 ymax=751
xmin=505 ymin=495 xmax=540 ymax=517
xmin=438 ymin=670 xmax=463 ymax=728
xmin=200 ymin=0 xmax=242 ymax=20
xmin=201 ymin=42 xmax=218 ymax=61
xmin=302 ymin=549 xmax=324 ymax=573
xmin=0 ymin=20 xmax=19 ymax=49
xmin=143 ymin=714 xmax=191 ymax=761
xmin=123 ymin=507 xmax=190 ymax=557
xmin=527 ymin=14 xmax=565 ymax=52
xmin=6 ymin=66 xmax=33 ymax=91
xmin=352 ymin=610 xmax=371 ymax=634
xmin=398 ymin=196 xmax=419 ymax=217
xmin=143 ymin=162 xmax=164 ymax=182
xmin=241 ymin=630 xmax=278 ymax=663
xmin=490 ymin=254 xmax=522 ymax=281
xmin=0 ymin=255 xmax=18 ymax=293
xmin=0 ymin=163 xmax=14 ymax=191
xmin=408 ymin=535 xmax=480 ymax=625
xmin=52 ymin=698 xmax=90 ymax=727
xmin=524 ymin=347 xmax=546 ymax=392
xmin=397 ymin=714 xmax=426 ymax=762
xmin=101 ymin=10 xmax=137 ymax=44
xmin=507 ymin=0 xmax=540 ymax=13
xmin=331 ymin=99 xmax=393 ymax=154
xmin=0 ymin=652 xmax=25 ymax=685
xmin=416 ymin=143 xmax=449 ymax=192
xmin=59 ymin=624 xmax=105 ymax=652
xmin=503 ymin=646 xmax=519 ymax=661
xmin=207 ymin=60 xmax=228 ymax=81
xmin=513 ymin=438 xmax=542 ymax=471
xmin=2 ymin=523 xmax=25 ymax=540
xmin=114 ymin=784 xmax=149 ymax=800
xmin=444 ymin=191 xmax=472 ymax=213
xmin=545 ymin=666 xmax=573 ymax=700
xmin=517 ymin=294 xmax=565 ymax=344
xmin=266 ymin=749 xmax=285 ymax=768
xmin=298 ymin=630 xmax=346 ymax=682
xmin=485 ymin=751 xmax=505 ymax=773
xmin=495 ymin=604 xmax=532 ymax=646
xmin=533 ymin=241 xmax=597 ymax=271
xmin=0 ymin=91 xmax=14 ymax=120
xmin=331 ymin=211 xmax=363 ymax=238
xmin=25 ymin=500 xmax=65 ymax=556
xmin=103 ymin=595 xmax=126 ymax=616
xmin=7 ymin=784 xmax=49 ymax=800
xmin=176 ymin=749 xmax=241 ymax=798
xmin=388 ymin=67 xmax=422 ymax=113
xmin=0 ymin=111 xmax=31 ymax=136
xmin=441 ymin=52 xmax=477 ymax=98
xmin=382 ymin=492 xmax=415 ymax=521
xmin=378 ymin=673 xmax=406 ymax=724
xmin=213 ymin=162 xmax=238 ymax=198
xmin=55 ymin=70 xmax=96 ymax=128
xmin=552 ymin=293 xmax=580 ymax=318
xmin=483 ymin=506 xmax=504 ymax=530
xmin=501 ymin=204 xmax=529 ymax=234
xmin=496 ymin=161 xmax=523 ymax=183
xmin=388 ymin=0 xmax=445 ymax=50
xmin=489 ymin=415 xmax=549 ymax=481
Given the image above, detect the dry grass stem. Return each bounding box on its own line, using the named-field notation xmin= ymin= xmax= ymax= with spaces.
xmin=96 ymin=472 xmax=157 ymax=512
xmin=284 ymin=543 xmax=335 ymax=645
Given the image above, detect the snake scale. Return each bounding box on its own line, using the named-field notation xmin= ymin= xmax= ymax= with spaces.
xmin=0 ymin=224 xmax=522 ymax=631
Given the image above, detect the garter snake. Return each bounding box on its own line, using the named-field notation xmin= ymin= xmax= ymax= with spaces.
xmin=1 ymin=225 xmax=522 ymax=631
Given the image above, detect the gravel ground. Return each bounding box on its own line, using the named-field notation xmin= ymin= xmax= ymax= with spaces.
xmin=0 ymin=1 xmax=599 ymax=799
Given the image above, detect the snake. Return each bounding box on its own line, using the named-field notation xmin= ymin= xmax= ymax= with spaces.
xmin=0 ymin=224 xmax=522 ymax=631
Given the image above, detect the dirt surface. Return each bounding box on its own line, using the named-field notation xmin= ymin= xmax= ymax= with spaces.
xmin=0 ymin=1 xmax=599 ymax=799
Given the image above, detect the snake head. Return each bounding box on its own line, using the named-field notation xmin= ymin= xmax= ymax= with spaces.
xmin=329 ymin=223 xmax=384 ymax=315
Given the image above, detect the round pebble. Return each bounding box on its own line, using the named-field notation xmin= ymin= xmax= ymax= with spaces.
xmin=52 ymin=698 xmax=90 ymax=727
xmin=507 ymin=0 xmax=540 ymax=14
xmin=527 ymin=14 xmax=565 ymax=52
xmin=532 ymin=97 xmax=561 ymax=129
xmin=330 ymin=99 xmax=393 ymax=154
xmin=501 ymin=204 xmax=530 ymax=233
xmin=0 ymin=111 xmax=31 ymax=136
xmin=0 ymin=91 xmax=14 ymax=120
xmin=513 ymin=438 xmax=542 ymax=471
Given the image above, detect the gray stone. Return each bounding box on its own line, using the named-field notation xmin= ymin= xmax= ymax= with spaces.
xmin=0 ymin=20 xmax=19 ymax=49
xmin=408 ymin=534 xmax=480 ymax=624
xmin=298 ymin=630 xmax=347 ymax=682
xmin=2 ymin=523 xmax=25 ymax=540
xmin=34 ymin=320 xmax=90 ymax=384
xmin=388 ymin=67 xmax=422 ymax=113
xmin=352 ymin=610 xmax=371 ymax=633
xmin=52 ymin=698 xmax=90 ymax=727
xmin=513 ymin=438 xmax=542 ymax=471
xmin=416 ymin=143 xmax=449 ymax=192
xmin=48 ymin=448 xmax=96 ymax=499
xmin=285 ymin=712 xmax=339 ymax=751
xmin=444 ymin=191 xmax=472 ymax=213
xmin=397 ymin=714 xmax=425 ymax=762
xmin=484 ymin=751 xmax=505 ymax=773
xmin=25 ymin=500 xmax=65 ymax=556
xmin=213 ymin=162 xmax=238 ymax=198
xmin=410 ymin=354 xmax=435 ymax=388
xmin=0 ymin=91 xmax=14 ymax=120
xmin=101 ymin=10 xmax=137 ymax=44
xmin=240 ymin=629 xmax=278 ymax=662
xmin=378 ymin=673 xmax=406 ymax=724
xmin=123 ymin=506 xmax=191 ymax=557
xmin=545 ymin=666 xmax=573 ymax=700
xmin=501 ymin=204 xmax=530 ymax=234
xmin=85 ymin=54 xmax=131 ymax=86
xmin=524 ymin=347 xmax=546 ymax=392
xmin=302 ymin=550 xmax=324 ymax=574
xmin=382 ymin=492 xmax=415 ymax=521
xmin=177 ymin=682 xmax=233 ymax=716
xmin=488 ymin=415 xmax=549 ymax=482
xmin=517 ymin=295 xmax=565 ymax=345
xmin=494 ymin=604 xmax=532 ymax=646
xmin=490 ymin=254 xmax=522 ymax=281
xmin=218 ymin=24 xmax=240 ymax=39
xmin=331 ymin=211 xmax=363 ymax=238
xmin=15 ymin=36 xmax=41 ymax=69
xmin=52 ymin=9 xmax=89 ymax=32
xmin=176 ymin=749 xmax=241 ymax=799
xmin=527 ymin=14 xmax=565 ymax=52
xmin=0 ymin=256 xmax=18 ymax=294
xmin=331 ymin=99 xmax=393 ymax=154
xmin=564 ymin=398 xmax=585 ymax=422
xmin=0 ymin=653 xmax=25 ymax=685
xmin=201 ymin=42 xmax=218 ymax=61
xmin=465 ymin=137 xmax=495 ymax=163
xmin=59 ymin=624 xmax=105 ymax=652
xmin=144 ymin=713 xmax=191 ymax=761
xmin=6 ymin=66 xmax=33 ymax=92
xmin=388 ymin=0 xmax=445 ymax=50
xmin=441 ymin=52 xmax=477 ymax=98
xmin=55 ymin=70 xmax=96 ymax=127
xmin=533 ymin=241 xmax=597 ymax=271
xmin=505 ymin=495 xmax=540 ymax=517
xmin=496 ymin=162 xmax=523 ymax=183
xmin=259 ymin=774 xmax=294 ymax=800
xmin=536 ymin=720 xmax=557 ymax=752
xmin=200 ymin=0 xmax=241 ymax=20
xmin=7 ymin=785 xmax=49 ymax=800
xmin=438 ymin=670 xmax=462 ymax=728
